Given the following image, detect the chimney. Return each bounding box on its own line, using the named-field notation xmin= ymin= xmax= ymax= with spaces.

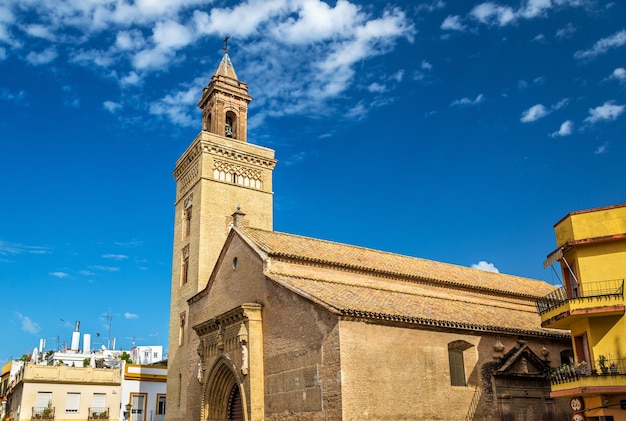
xmin=232 ymin=206 xmax=246 ymax=228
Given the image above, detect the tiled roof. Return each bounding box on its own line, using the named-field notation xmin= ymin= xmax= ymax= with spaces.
xmin=240 ymin=227 xmax=556 ymax=298
xmin=238 ymin=227 xmax=566 ymax=338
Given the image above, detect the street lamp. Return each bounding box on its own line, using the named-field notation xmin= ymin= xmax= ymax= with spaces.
xmin=124 ymin=403 xmax=132 ymax=421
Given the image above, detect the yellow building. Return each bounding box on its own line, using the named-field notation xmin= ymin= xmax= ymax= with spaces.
xmin=538 ymin=203 xmax=626 ymax=421
xmin=5 ymin=363 xmax=121 ymax=421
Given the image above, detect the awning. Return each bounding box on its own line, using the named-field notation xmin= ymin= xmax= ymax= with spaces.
xmin=543 ymin=248 xmax=563 ymax=269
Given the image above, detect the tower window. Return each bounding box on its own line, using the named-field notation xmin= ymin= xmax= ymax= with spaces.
xmin=184 ymin=205 xmax=192 ymax=237
xmin=225 ymin=111 xmax=237 ymax=138
xmin=179 ymin=312 xmax=186 ymax=347
xmin=181 ymin=246 xmax=189 ymax=286
xmin=225 ymin=116 xmax=233 ymax=138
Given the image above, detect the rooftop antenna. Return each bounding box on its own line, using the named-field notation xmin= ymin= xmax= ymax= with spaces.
xmin=106 ymin=312 xmax=112 ymax=350
xmin=222 ymin=35 xmax=230 ymax=54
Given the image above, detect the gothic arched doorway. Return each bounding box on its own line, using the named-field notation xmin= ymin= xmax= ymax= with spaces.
xmin=203 ymin=358 xmax=247 ymax=421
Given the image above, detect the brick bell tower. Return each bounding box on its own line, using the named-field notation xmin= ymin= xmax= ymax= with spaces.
xmin=166 ymin=49 xmax=276 ymax=421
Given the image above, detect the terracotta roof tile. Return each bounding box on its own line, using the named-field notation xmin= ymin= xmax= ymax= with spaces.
xmin=240 ymin=227 xmax=556 ymax=298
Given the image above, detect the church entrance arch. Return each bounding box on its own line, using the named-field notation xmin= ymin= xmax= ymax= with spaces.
xmin=203 ymin=357 xmax=247 ymax=421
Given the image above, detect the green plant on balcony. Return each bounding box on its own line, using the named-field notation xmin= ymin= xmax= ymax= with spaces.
xmin=598 ymin=355 xmax=609 ymax=374
xmin=99 ymin=411 xmax=108 ymax=419
xmin=41 ymin=402 xmax=53 ymax=419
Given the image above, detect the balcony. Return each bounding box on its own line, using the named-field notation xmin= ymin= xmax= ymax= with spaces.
xmin=31 ymin=406 xmax=55 ymax=420
xmin=536 ymin=279 xmax=625 ymax=329
xmin=548 ymin=359 xmax=626 ymax=397
xmin=88 ymin=408 xmax=109 ymax=420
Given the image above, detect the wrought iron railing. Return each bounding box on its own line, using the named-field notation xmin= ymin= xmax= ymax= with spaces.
xmin=31 ymin=406 xmax=55 ymax=420
xmin=549 ymin=358 xmax=626 ymax=385
xmin=536 ymin=279 xmax=624 ymax=315
xmin=88 ymin=408 xmax=109 ymax=420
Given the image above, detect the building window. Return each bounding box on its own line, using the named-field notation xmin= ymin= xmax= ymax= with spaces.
xmin=448 ymin=340 xmax=474 ymax=387
xmin=36 ymin=392 xmax=53 ymax=415
xmin=181 ymin=246 xmax=189 ymax=286
xmin=130 ymin=394 xmax=146 ymax=421
xmin=179 ymin=312 xmax=186 ymax=347
xmin=157 ymin=395 xmax=166 ymax=416
xmin=66 ymin=392 xmax=80 ymax=413
xmin=448 ymin=349 xmax=466 ymax=386
xmin=92 ymin=393 xmax=106 ymax=415
xmin=183 ymin=195 xmax=193 ymax=238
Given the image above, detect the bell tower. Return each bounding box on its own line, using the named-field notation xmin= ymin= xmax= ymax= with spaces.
xmin=166 ymin=51 xmax=276 ymax=421
xmin=198 ymin=52 xmax=251 ymax=142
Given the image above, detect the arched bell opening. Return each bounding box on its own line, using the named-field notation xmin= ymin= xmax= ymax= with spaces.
xmin=225 ymin=110 xmax=238 ymax=139
xmin=204 ymin=112 xmax=212 ymax=133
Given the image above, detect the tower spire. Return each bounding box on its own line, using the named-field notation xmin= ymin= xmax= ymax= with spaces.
xmin=197 ymin=41 xmax=251 ymax=141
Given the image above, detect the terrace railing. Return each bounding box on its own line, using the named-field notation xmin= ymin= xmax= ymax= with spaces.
xmin=536 ymin=279 xmax=624 ymax=315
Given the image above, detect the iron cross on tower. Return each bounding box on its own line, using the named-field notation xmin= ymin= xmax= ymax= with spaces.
xmin=222 ymin=36 xmax=230 ymax=53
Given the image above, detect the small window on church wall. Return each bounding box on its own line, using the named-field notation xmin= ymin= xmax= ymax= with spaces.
xmin=181 ymin=246 xmax=189 ymax=286
xmin=179 ymin=312 xmax=186 ymax=347
xmin=448 ymin=340 xmax=473 ymax=387
xmin=448 ymin=349 xmax=466 ymax=386
xmin=184 ymin=205 xmax=192 ymax=237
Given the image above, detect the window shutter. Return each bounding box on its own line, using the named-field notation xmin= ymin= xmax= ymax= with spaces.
xmin=66 ymin=393 xmax=80 ymax=413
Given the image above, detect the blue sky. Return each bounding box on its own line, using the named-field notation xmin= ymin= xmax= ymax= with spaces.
xmin=1 ymin=0 xmax=624 ymax=363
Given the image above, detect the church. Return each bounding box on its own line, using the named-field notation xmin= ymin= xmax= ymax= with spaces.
xmin=165 ymin=52 xmax=572 ymax=421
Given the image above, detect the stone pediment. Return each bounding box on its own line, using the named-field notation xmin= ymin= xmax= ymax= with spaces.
xmin=494 ymin=344 xmax=549 ymax=377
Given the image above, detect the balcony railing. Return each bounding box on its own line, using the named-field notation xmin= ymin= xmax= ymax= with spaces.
xmin=31 ymin=406 xmax=55 ymax=420
xmin=88 ymin=408 xmax=109 ymax=420
xmin=549 ymin=358 xmax=626 ymax=385
xmin=536 ymin=279 xmax=624 ymax=315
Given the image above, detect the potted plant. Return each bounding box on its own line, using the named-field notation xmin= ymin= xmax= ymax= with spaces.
xmin=610 ymin=362 xmax=618 ymax=374
xmin=598 ymin=355 xmax=609 ymax=374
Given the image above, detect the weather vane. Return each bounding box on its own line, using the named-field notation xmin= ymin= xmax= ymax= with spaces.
xmin=222 ymin=36 xmax=230 ymax=54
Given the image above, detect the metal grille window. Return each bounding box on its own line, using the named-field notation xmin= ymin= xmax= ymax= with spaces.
xmin=66 ymin=393 xmax=80 ymax=413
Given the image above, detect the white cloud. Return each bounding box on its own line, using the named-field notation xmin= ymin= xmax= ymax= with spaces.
xmin=367 ymin=82 xmax=386 ymax=93
xmin=50 ymin=271 xmax=69 ymax=278
xmin=23 ymin=24 xmax=55 ymax=40
xmin=149 ymin=76 xmax=204 ymax=127
xmin=441 ymin=15 xmax=466 ymax=31
xmin=271 ymin=0 xmax=361 ymax=44
xmin=103 ymin=101 xmax=122 ymax=113
xmin=553 ymin=98 xmax=568 ymax=110
xmin=555 ymin=23 xmax=577 ymax=39
xmin=519 ymin=0 xmax=552 ymax=19
xmin=520 ymin=103 xmax=548 ymax=122
xmin=90 ymin=265 xmax=120 ymax=272
xmin=532 ymin=34 xmax=545 ymax=42
xmin=124 ymin=312 xmax=139 ymax=319
xmin=608 ymin=67 xmax=626 ymax=83
xmin=471 ymin=261 xmax=500 ymax=273
xmin=102 ymin=253 xmax=128 ymax=260
xmin=470 ymin=3 xmax=516 ymax=27
xmin=26 ymin=47 xmax=58 ymax=65
xmin=594 ymin=141 xmax=609 ymax=154
xmin=16 ymin=312 xmax=41 ymax=334
xmin=574 ymin=29 xmax=626 ymax=60
xmin=0 ymin=241 xmax=50 ymax=255
xmin=115 ymin=30 xmax=145 ymax=51
xmin=451 ymin=94 xmax=484 ymax=107
xmin=120 ymin=71 xmax=141 ymax=86
xmin=551 ymin=120 xmax=574 ymax=137
xmin=584 ymin=101 xmax=625 ymax=124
